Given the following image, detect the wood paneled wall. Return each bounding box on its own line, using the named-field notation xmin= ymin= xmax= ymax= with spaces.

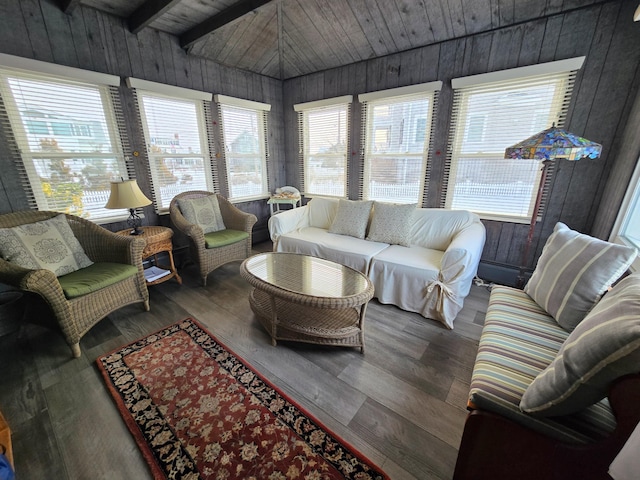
xmin=282 ymin=0 xmax=640 ymax=283
xmin=0 ymin=0 xmax=285 ymax=243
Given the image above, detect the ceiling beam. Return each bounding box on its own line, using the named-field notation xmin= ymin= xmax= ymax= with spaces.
xmin=59 ymin=0 xmax=82 ymax=14
xmin=180 ymin=0 xmax=273 ymax=49
xmin=129 ymin=0 xmax=183 ymax=34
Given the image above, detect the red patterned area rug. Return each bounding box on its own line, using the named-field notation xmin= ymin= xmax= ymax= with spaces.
xmin=97 ymin=318 xmax=389 ymax=480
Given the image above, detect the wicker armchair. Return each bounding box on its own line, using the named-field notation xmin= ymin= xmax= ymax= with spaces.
xmin=170 ymin=191 xmax=257 ymax=286
xmin=0 ymin=211 xmax=149 ymax=358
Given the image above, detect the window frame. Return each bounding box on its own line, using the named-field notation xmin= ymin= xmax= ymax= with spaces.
xmin=215 ymin=94 xmax=271 ymax=203
xmin=610 ymin=157 xmax=640 ymax=272
xmin=445 ymin=57 xmax=585 ymax=222
xmin=0 ymin=53 xmax=133 ymax=223
xmin=127 ymin=77 xmax=215 ymax=214
xmin=294 ymin=95 xmax=352 ymax=199
xmin=358 ymin=82 xmax=442 ymax=205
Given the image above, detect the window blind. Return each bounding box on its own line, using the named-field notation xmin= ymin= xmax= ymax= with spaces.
xmin=216 ymin=98 xmax=270 ymax=202
xmin=295 ymin=97 xmax=351 ymax=198
xmin=133 ymin=90 xmax=214 ymax=213
xmin=445 ymin=61 xmax=581 ymax=222
xmin=0 ymin=67 xmax=132 ymax=222
xmin=359 ymin=83 xmax=440 ymax=205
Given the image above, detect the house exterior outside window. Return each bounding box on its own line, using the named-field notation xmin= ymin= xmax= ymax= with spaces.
xmin=445 ymin=57 xmax=585 ymax=222
xmin=127 ymin=78 xmax=216 ymax=213
xmin=359 ymin=82 xmax=441 ymax=204
xmin=294 ymin=96 xmax=352 ymax=198
xmin=215 ymin=95 xmax=271 ymax=202
xmin=0 ymin=53 xmax=133 ymax=222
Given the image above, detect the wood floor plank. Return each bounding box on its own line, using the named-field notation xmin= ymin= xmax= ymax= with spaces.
xmin=338 ymin=359 xmax=467 ymax=448
xmin=350 ymin=399 xmax=459 ymax=480
xmin=0 ymin=241 xmax=491 ymax=479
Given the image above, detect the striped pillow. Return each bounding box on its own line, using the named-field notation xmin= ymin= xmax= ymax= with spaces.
xmin=520 ymin=273 xmax=640 ymax=416
xmin=524 ymin=222 xmax=637 ymax=331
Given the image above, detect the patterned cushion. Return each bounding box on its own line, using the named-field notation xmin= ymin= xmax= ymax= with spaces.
xmin=0 ymin=214 xmax=93 ymax=276
xmin=521 ymin=273 xmax=640 ymax=417
xmin=366 ymin=202 xmax=416 ymax=246
xmin=524 ymin=222 xmax=637 ymax=331
xmin=470 ymin=285 xmax=616 ymax=444
xmin=177 ymin=195 xmax=226 ymax=234
xmin=328 ymin=199 xmax=373 ymax=239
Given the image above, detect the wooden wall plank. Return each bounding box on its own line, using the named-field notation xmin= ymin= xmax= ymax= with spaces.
xmin=446 ymin=0 xmax=468 ymax=38
xmin=41 ymin=0 xmax=79 ymax=67
xmin=81 ymin=8 xmax=110 ymax=74
xmin=20 ymin=0 xmax=55 ymax=62
xmin=0 ymin=1 xmax=33 ymax=59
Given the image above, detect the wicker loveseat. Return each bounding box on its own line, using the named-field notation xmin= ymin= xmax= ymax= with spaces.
xmin=169 ymin=191 xmax=257 ymax=286
xmin=0 ymin=210 xmax=149 ymax=358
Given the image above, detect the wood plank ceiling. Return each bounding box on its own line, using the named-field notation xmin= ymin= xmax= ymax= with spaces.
xmin=63 ymin=0 xmax=602 ymax=80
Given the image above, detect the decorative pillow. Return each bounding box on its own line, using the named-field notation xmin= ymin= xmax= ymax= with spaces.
xmin=520 ymin=273 xmax=640 ymax=417
xmin=0 ymin=214 xmax=93 ymax=276
xmin=328 ymin=199 xmax=373 ymax=239
xmin=178 ymin=195 xmax=226 ymax=234
xmin=524 ymin=222 xmax=637 ymax=331
xmin=366 ymin=202 xmax=416 ymax=246
xmin=307 ymin=197 xmax=339 ymax=229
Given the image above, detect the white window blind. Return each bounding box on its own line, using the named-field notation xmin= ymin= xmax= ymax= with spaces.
xmin=216 ymin=96 xmax=270 ymax=202
xmin=131 ymin=85 xmax=215 ymax=213
xmin=295 ymin=96 xmax=352 ymax=198
xmin=0 ymin=63 xmax=132 ymax=222
xmin=359 ymin=83 xmax=440 ymax=204
xmin=445 ymin=59 xmax=583 ymax=222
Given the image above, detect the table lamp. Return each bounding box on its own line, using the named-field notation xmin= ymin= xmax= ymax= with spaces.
xmin=105 ymin=179 xmax=152 ymax=235
xmin=504 ymin=124 xmax=602 ymax=287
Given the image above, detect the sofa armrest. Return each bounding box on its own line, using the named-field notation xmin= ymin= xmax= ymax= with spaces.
xmin=268 ymin=206 xmax=310 ymax=246
xmin=441 ymin=221 xmax=486 ymax=287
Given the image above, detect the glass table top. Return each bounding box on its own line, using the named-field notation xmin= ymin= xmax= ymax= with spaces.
xmin=243 ymin=253 xmax=370 ymax=298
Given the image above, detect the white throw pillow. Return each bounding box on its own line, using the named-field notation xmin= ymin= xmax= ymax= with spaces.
xmin=0 ymin=214 xmax=93 ymax=276
xmin=366 ymin=202 xmax=416 ymax=246
xmin=328 ymin=199 xmax=373 ymax=239
xmin=307 ymin=197 xmax=339 ymax=229
xmin=177 ymin=195 xmax=226 ymax=234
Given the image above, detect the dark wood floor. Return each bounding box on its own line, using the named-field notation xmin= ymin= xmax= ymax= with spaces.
xmin=0 ymin=241 xmax=490 ymax=480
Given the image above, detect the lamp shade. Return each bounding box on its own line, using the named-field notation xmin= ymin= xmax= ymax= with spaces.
xmin=104 ymin=179 xmax=152 ymax=209
xmin=504 ymin=125 xmax=602 ymax=161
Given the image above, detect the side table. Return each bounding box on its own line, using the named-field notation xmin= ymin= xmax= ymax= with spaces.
xmin=116 ymin=226 xmax=182 ymax=286
xmin=267 ymin=196 xmax=301 ymax=215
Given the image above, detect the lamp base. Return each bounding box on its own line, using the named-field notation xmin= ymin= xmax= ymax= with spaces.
xmin=127 ymin=209 xmax=144 ymax=236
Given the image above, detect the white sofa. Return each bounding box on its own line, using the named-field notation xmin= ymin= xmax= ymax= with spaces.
xmin=268 ymin=197 xmax=486 ymax=329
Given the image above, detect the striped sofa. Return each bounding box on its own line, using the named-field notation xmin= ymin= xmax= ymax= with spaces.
xmin=453 ymin=285 xmax=640 ymax=480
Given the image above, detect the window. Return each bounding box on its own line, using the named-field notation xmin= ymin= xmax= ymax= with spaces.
xmin=445 ymin=57 xmax=585 ymax=222
xmin=127 ymin=78 xmax=215 ymax=213
xmin=610 ymin=158 xmax=640 ymax=271
xmin=359 ymin=82 xmax=441 ymax=204
xmin=215 ymin=95 xmax=270 ymax=202
xmin=294 ymin=96 xmax=352 ymax=198
xmin=0 ymin=54 xmax=133 ymax=222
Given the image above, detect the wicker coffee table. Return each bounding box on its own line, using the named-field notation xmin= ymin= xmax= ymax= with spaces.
xmin=240 ymin=252 xmax=374 ymax=353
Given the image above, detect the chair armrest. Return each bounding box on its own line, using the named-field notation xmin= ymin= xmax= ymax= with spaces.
xmin=268 ymin=206 xmax=309 ymax=244
xmin=70 ymin=217 xmax=145 ymax=265
xmin=0 ymin=257 xmax=69 ymax=316
xmin=217 ymin=196 xmax=258 ymax=234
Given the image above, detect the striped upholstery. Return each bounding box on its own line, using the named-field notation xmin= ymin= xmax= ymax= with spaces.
xmin=524 ymin=222 xmax=637 ymax=331
xmin=469 ymin=285 xmax=616 ymax=444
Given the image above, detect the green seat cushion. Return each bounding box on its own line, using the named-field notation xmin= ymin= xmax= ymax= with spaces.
xmin=58 ymin=262 xmax=138 ymax=299
xmin=204 ymin=229 xmax=249 ymax=248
